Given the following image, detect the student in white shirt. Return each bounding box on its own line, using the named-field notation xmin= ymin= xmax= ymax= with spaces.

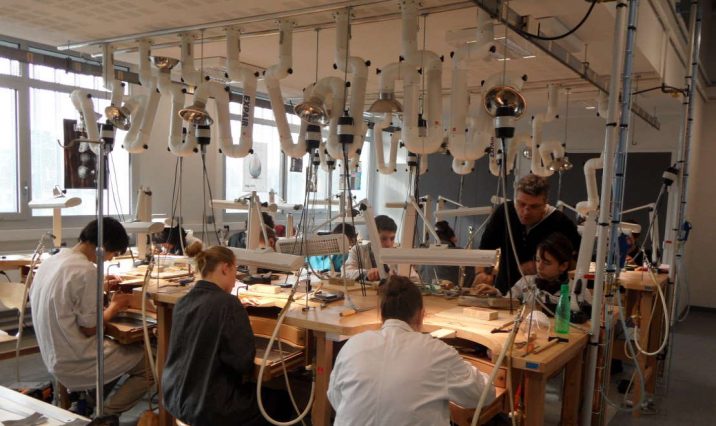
xmin=30 ymin=218 xmax=151 ymax=415
xmin=343 ymin=215 xmax=397 ymax=281
xmin=328 ymin=276 xmax=495 ymax=426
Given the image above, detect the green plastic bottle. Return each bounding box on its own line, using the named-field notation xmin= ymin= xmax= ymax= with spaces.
xmin=555 ymin=284 xmax=571 ymax=336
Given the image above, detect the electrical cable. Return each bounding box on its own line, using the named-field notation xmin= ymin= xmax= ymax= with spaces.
xmin=200 ymin=150 xmax=223 ymax=245
xmin=256 ymin=266 xmax=316 ymax=426
xmin=631 ymin=269 xmax=670 ymax=355
xmin=141 ymin=258 xmax=158 ymax=384
xmin=512 ymin=0 xmax=598 ymax=41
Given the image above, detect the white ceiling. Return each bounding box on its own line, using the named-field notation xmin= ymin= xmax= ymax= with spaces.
xmin=0 ymin=0 xmax=683 ymax=116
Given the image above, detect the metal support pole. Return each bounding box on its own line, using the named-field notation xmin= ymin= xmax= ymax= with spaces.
xmin=95 ymin=139 xmax=107 ymax=417
xmin=668 ymin=0 xmax=702 ymax=321
xmin=580 ymin=2 xmax=629 ymax=424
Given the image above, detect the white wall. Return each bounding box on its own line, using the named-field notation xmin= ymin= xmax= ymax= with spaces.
xmin=685 ymin=95 xmax=716 ymax=308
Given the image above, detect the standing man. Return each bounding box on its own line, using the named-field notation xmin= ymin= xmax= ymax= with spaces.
xmin=30 ymin=218 xmax=150 ymax=415
xmin=475 ymin=174 xmax=580 ymax=294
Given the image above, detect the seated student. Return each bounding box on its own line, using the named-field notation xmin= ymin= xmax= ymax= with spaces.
xmin=419 ymin=221 xmax=474 ymax=286
xmin=308 ymin=223 xmax=358 ymax=273
xmin=473 ymin=233 xmax=574 ymax=306
xmin=622 ymin=219 xmax=652 ymax=267
xmin=328 ymin=276 xmax=495 ymax=425
xmin=343 ymin=215 xmax=397 ymax=281
xmin=162 ymin=244 xmax=276 ymax=426
xmin=30 ymin=218 xmax=151 ymax=415
xmin=153 ymin=225 xmax=201 ymax=255
xmin=258 ymin=225 xmax=277 ymax=251
xmin=228 ymin=212 xmax=275 ymax=248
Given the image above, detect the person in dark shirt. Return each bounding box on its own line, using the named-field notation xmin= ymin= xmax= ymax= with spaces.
xmin=228 ymin=212 xmax=275 ymax=248
xmin=161 ymin=245 xmax=265 ymax=426
xmin=419 ymin=221 xmax=474 ymax=287
xmin=475 ymin=174 xmax=580 ymax=294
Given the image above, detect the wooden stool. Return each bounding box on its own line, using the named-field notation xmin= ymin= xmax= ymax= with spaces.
xmin=53 ymin=379 xmax=71 ymax=409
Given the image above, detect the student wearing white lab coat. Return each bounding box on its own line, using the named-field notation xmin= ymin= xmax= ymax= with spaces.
xmin=328 ymin=276 xmax=495 ymax=425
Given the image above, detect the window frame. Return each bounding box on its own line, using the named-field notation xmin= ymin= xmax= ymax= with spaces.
xmin=221 ymin=104 xmax=296 ymax=223
xmin=0 ymin=43 xmax=134 ymax=230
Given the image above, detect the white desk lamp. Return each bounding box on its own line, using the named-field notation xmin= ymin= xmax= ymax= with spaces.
xmin=435 ymin=196 xmax=493 ymax=219
xmin=228 ymin=247 xmax=304 ymax=273
xmin=386 ymin=196 xmax=442 ymax=275
xmin=28 ymin=189 xmax=82 ymax=248
xmin=364 ymin=204 xmax=500 ymax=280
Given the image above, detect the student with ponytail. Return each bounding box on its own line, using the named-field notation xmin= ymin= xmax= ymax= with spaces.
xmin=161 ymin=244 xmax=266 ymax=426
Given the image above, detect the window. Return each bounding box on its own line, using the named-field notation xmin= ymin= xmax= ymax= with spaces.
xmin=0 ymin=57 xmax=20 ymax=76
xmin=285 ymin=141 xmax=371 ymax=205
xmin=0 ymin=87 xmax=18 ymax=212
xmin=29 ymin=64 xmax=106 ymax=91
xmin=29 ymin=88 xmax=130 ymax=217
xmin=225 ymin=105 xmax=283 ymax=208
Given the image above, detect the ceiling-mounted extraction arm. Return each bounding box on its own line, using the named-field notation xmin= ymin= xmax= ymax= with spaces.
xmin=397 ymin=0 xmax=443 ymax=156
xmin=121 ymin=39 xmax=160 ymax=154
xmin=448 ymin=8 xmax=496 ymax=175
xmin=264 ymin=20 xmax=312 ymax=159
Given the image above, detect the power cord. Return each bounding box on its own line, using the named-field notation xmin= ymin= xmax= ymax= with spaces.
xmin=511 ymin=0 xmax=598 ymax=41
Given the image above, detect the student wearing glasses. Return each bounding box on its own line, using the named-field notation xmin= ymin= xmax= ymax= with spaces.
xmin=474 ymin=174 xmax=580 ymax=295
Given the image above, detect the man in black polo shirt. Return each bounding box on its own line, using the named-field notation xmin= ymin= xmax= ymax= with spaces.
xmin=474 ymin=174 xmax=580 ymax=294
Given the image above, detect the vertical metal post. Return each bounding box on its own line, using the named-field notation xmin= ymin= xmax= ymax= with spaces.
xmin=669 ymin=0 xmax=702 ymax=321
xmin=580 ymin=1 xmax=629 ymax=424
xmin=95 ymin=139 xmax=106 ymax=417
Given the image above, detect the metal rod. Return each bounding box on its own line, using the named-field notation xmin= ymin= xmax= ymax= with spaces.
xmin=95 ymin=139 xmax=106 ymax=417
xmin=669 ymin=0 xmax=701 ymax=305
xmin=580 ymin=1 xmax=629 ymax=424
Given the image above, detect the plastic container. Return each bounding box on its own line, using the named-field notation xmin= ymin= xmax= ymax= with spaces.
xmin=555 ymin=283 xmax=571 ymax=335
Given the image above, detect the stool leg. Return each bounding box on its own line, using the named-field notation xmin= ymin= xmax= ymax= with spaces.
xmin=54 ymin=379 xmax=70 ymax=409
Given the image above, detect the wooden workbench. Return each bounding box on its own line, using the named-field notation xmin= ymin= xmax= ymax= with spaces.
xmin=284 ymin=293 xmax=589 ymax=426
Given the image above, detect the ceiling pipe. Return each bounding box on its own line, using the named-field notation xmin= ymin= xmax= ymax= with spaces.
xmin=373 ymin=116 xmax=399 ymax=174
xmin=155 ymin=57 xmax=196 ymax=156
xmin=122 ymin=39 xmax=159 ymax=154
xmin=399 ymin=0 xmax=443 ymax=155
xmin=70 ymin=89 xmax=101 ymax=154
xmin=449 ymin=9 xmax=495 ymax=174
xmin=263 ymin=21 xmax=311 ymax=159
xmin=102 ymin=44 xmax=124 ymax=120
xmin=179 ymin=33 xmax=201 ymax=88
xmin=530 ymin=83 xmax=560 ymax=177
xmin=223 ymin=27 xmax=257 ymax=158
xmin=333 ymin=9 xmax=369 ymax=161
xmin=452 ymin=99 xmax=492 ymax=175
